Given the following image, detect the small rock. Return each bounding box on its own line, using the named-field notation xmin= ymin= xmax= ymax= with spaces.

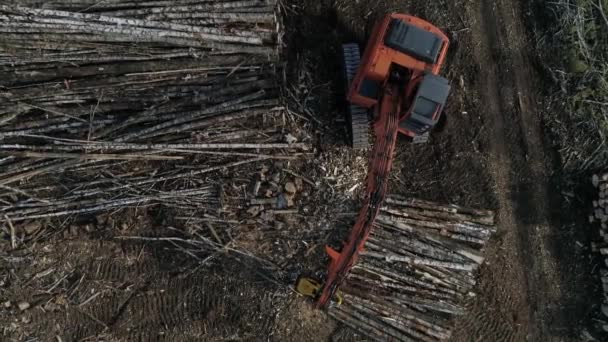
xmin=54 ymin=295 xmax=67 ymax=306
xmin=277 ymin=193 xmax=288 ymax=209
xmin=247 ymin=206 xmax=262 ymax=217
xmin=285 ymin=133 xmax=298 ymax=144
xmin=17 ymin=301 xmax=30 ymax=311
xmin=286 ymin=196 xmax=295 ymax=208
xmin=43 ymin=301 xmax=59 ymax=312
xmin=284 ymin=182 xmax=297 ymax=195
xmin=282 ymin=191 xmax=296 ymax=208
xmin=3 ymin=301 xmax=11 ymax=308
xmin=271 ymin=172 xmax=281 ymax=184
xmin=259 ymin=165 xmax=269 ymax=181
xmin=294 ymin=178 xmax=303 ymax=191
xmin=22 ymin=221 xmax=41 ymax=235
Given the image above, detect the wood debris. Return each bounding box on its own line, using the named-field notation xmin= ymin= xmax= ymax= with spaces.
xmin=0 ymin=0 xmax=311 ymax=226
xmin=328 ymin=195 xmax=497 ymax=341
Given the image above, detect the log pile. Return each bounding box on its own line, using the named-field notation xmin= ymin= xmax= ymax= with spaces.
xmin=328 ymin=195 xmax=497 ymax=341
xmin=0 ymin=1 xmax=308 ymax=227
xmin=590 ymin=171 xmax=608 ymax=331
xmin=591 ymin=172 xmax=608 ymax=228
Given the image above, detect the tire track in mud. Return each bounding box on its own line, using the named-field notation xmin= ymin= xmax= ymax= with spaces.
xmin=450 ymin=1 xmax=530 ymax=340
xmin=20 ymin=239 xmax=287 ymax=341
xmin=451 ymin=0 xmax=564 ymax=341
xmin=494 ymin=1 xmax=566 ymax=338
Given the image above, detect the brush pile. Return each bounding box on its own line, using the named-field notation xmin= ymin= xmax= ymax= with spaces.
xmin=541 ymin=1 xmax=608 ymax=173
xmin=328 ymin=195 xmax=497 ymax=341
xmin=0 ymin=1 xmax=312 ymax=228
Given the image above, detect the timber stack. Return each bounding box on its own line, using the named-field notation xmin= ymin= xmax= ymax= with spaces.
xmin=590 ymin=171 xmax=608 ymax=331
xmin=0 ymin=1 xmax=308 ymax=226
xmin=591 ymin=172 xmax=608 ymax=228
xmin=328 ymin=195 xmax=497 ymax=341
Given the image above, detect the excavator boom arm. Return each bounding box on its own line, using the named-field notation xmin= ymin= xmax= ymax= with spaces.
xmin=316 ymin=83 xmax=402 ymax=308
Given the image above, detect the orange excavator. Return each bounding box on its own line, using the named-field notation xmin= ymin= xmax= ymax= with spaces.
xmin=296 ymin=13 xmax=451 ymax=308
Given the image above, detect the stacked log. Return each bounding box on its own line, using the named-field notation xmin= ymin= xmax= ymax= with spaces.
xmin=0 ymin=1 xmax=306 ymax=225
xmin=590 ymin=171 xmax=608 ymax=332
xmin=328 ymin=195 xmax=497 ymax=341
xmin=591 ymin=172 xmax=608 ymax=227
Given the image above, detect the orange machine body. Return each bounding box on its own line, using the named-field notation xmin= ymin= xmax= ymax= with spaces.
xmin=348 ymin=13 xmax=450 ymax=138
xmin=316 ymin=14 xmax=450 ymax=308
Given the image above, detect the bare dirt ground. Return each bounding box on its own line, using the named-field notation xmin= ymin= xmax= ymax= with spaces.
xmin=1 ymin=0 xmax=596 ymax=341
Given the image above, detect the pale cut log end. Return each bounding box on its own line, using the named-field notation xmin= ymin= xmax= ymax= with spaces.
xmin=593 ymin=174 xmax=600 ymax=187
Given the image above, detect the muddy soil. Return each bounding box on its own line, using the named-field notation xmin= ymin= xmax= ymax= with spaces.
xmin=0 ymin=0 xmax=595 ymax=341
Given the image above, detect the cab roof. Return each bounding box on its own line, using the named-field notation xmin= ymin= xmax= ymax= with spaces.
xmin=384 ymin=19 xmax=444 ymax=64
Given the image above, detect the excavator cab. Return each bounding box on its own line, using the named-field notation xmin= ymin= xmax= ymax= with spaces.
xmin=398 ymin=73 xmax=450 ymax=140
xmin=343 ymin=13 xmax=451 ymax=147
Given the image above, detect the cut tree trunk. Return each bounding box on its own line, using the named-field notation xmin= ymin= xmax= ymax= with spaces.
xmin=329 ymin=195 xmax=497 ymax=341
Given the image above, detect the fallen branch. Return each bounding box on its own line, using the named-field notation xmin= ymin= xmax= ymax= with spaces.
xmin=3 ymin=151 xmax=184 ymax=161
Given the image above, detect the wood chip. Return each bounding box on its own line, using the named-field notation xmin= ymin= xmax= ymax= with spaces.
xmin=18 ymin=301 xmax=30 ymax=311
